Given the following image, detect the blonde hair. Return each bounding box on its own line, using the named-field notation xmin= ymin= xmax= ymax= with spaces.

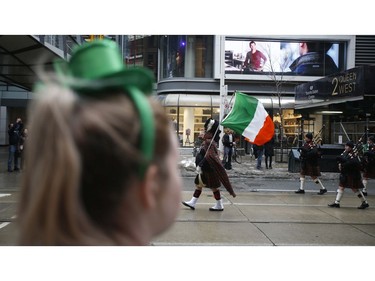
xmin=18 ymin=81 xmax=172 ymax=245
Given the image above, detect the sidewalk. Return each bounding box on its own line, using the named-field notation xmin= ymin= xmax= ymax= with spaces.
xmin=178 ymin=147 xmax=339 ymax=180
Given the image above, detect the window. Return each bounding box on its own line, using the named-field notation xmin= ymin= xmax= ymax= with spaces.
xmin=160 ymin=36 xmax=213 ymax=79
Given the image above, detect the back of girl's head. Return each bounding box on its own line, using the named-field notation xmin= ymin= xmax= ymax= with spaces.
xmin=18 ymin=81 xmax=172 ymax=245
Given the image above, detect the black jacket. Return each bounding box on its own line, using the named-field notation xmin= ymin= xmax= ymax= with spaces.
xmin=222 ymin=133 xmax=234 ymax=148
xmin=289 ymin=52 xmax=338 ymax=76
xmin=8 ymin=122 xmax=23 ymax=145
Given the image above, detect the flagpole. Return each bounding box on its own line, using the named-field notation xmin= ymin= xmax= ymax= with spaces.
xmin=219 ymin=35 xmax=227 ymax=154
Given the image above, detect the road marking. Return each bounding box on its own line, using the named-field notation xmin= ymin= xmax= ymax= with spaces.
xmin=0 ymin=193 xmax=11 ymax=198
xmin=0 ymin=222 xmax=10 ymax=229
xmin=0 ymin=216 xmax=16 ymax=230
xmin=247 ymin=189 xmax=334 ymax=193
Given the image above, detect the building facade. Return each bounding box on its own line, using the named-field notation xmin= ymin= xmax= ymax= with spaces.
xmin=1 ymin=35 xmax=375 ymax=150
xmin=155 ymin=35 xmax=367 ymax=148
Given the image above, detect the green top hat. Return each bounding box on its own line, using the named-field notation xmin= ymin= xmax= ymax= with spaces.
xmin=53 ymin=39 xmax=155 ymax=178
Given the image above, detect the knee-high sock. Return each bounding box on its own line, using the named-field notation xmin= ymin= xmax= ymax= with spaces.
xmin=193 ymin=189 xmax=202 ymax=198
xmin=300 ymin=177 xmax=305 ymax=190
xmin=213 ymin=190 xmax=221 ymax=200
xmin=355 ymin=190 xmax=367 ymax=203
xmin=335 ymin=189 xmax=344 ymax=204
xmin=362 ymin=179 xmax=368 ymax=192
xmin=315 ymin=178 xmax=326 ymax=189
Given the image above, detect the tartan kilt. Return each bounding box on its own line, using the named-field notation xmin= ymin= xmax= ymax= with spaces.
xmin=339 ymin=173 xmax=364 ymax=190
xmin=363 ymin=165 xmax=375 ymax=179
xmin=194 ymin=170 xmax=221 ymax=189
xmin=300 ymin=161 xmax=321 ymax=177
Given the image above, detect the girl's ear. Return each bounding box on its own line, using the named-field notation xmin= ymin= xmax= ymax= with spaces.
xmin=138 ymin=165 xmax=159 ymax=209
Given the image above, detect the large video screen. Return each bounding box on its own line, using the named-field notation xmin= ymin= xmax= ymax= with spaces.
xmin=225 ymin=38 xmax=343 ymax=76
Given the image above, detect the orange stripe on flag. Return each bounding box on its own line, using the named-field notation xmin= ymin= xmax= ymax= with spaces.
xmin=253 ymin=115 xmax=274 ymax=145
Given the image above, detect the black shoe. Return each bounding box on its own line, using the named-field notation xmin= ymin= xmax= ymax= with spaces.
xmin=295 ymin=189 xmax=305 ymax=194
xmin=328 ymin=202 xmax=340 ymax=208
xmin=13 ymin=167 xmax=19 ymax=172
xmin=269 ymin=166 xmax=272 ymax=169
xmin=362 ymin=191 xmax=368 ymax=196
xmin=317 ymin=189 xmax=327 ymax=195
xmin=358 ymin=202 xmax=369 ymax=209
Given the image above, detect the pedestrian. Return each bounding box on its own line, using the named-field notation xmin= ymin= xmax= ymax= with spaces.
xmin=7 ymin=118 xmax=23 ymax=172
xmin=253 ymin=143 xmax=264 ymax=169
xmin=222 ymin=128 xmax=235 ymax=170
xmin=328 ymin=141 xmax=369 ymax=209
xmin=17 ymin=39 xmax=182 ymax=245
xmin=295 ymin=132 xmax=327 ymax=194
xmin=361 ymin=135 xmax=375 ymax=196
xmin=264 ymin=137 xmax=275 ymax=169
xmin=182 ymin=118 xmax=236 ymax=211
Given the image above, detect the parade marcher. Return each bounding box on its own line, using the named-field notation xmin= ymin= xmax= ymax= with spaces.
xmin=182 ymin=118 xmax=236 ymax=211
xmin=328 ymin=141 xmax=369 ymax=209
xmin=362 ymin=135 xmax=375 ymax=196
xmin=295 ymin=132 xmax=327 ymax=194
xmin=17 ymin=39 xmax=182 ymax=245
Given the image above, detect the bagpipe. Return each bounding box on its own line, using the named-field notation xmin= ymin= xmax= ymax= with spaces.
xmin=312 ymin=125 xmax=324 ymax=145
xmin=363 ymin=141 xmax=375 ymax=166
xmin=298 ymin=141 xmax=321 ymax=161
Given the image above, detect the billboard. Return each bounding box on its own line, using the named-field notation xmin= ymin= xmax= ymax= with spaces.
xmin=225 ymin=38 xmax=342 ymax=76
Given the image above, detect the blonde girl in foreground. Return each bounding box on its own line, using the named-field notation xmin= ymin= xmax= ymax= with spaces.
xmin=17 ymin=39 xmax=182 ymax=245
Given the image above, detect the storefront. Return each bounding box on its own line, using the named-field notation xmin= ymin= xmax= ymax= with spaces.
xmin=157 ymin=93 xmax=295 ymax=147
xmin=295 ymin=65 xmax=375 ymax=144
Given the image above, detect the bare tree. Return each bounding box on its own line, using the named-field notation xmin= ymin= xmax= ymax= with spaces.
xmin=262 ymin=43 xmax=289 ymax=162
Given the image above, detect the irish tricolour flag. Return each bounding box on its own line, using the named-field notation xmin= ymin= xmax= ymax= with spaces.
xmin=221 ymin=92 xmax=274 ymax=145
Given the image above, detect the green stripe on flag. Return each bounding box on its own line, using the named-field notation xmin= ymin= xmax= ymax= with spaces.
xmin=221 ymin=92 xmax=274 ymax=145
xmin=221 ymin=92 xmax=258 ymax=134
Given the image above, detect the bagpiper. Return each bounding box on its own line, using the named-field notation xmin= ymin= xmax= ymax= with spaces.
xmin=295 ymin=132 xmax=327 ymax=195
xmin=328 ymin=141 xmax=369 ymax=209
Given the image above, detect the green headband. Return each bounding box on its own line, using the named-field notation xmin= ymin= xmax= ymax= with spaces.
xmin=53 ymin=39 xmax=155 ymax=178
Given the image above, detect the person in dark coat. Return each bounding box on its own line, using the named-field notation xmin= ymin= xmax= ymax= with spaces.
xmin=7 ymin=118 xmax=23 ymax=172
xmin=328 ymin=141 xmax=369 ymax=209
xmin=264 ymin=137 xmax=275 ymax=169
xmin=222 ymin=128 xmax=235 ymax=170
